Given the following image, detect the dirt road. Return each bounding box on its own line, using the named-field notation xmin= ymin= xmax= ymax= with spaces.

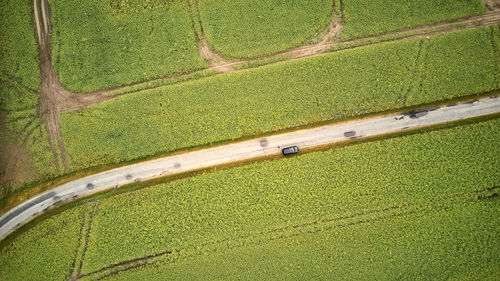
xmin=1 ymin=96 xmax=498 ymax=241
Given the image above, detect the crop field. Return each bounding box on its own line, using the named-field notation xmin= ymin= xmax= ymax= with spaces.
xmin=1 ymin=118 xmax=498 ymax=280
xmin=1 ymin=0 xmax=499 ymax=279
xmin=58 ymin=26 xmax=498 ymax=174
xmin=49 ymin=0 xmax=207 ymax=92
xmin=339 ymin=0 xmax=487 ymax=40
xmin=0 ymin=0 xmax=40 ymax=111
xmin=198 ymin=0 xmax=332 ymax=59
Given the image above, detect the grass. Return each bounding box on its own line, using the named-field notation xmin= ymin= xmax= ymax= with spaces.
xmin=59 ymin=26 xmax=499 ymax=174
xmin=49 ymin=0 xmax=208 ymax=93
xmin=339 ymin=0 xmax=487 ymax=40
xmin=198 ymin=0 xmax=333 ymax=59
xmin=3 ymin=117 xmax=498 ymax=279
xmin=0 ymin=0 xmax=40 ymax=111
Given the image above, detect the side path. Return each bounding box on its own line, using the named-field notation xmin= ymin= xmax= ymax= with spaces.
xmin=1 ymin=96 xmax=499 ymax=241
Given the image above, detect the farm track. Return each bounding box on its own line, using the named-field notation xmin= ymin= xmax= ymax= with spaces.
xmin=76 ymin=187 xmax=492 ymax=280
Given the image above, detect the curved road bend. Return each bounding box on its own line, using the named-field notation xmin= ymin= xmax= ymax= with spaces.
xmin=1 ymin=96 xmax=499 ymax=240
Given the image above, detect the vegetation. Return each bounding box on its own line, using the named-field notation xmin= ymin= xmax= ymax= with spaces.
xmin=59 ymin=27 xmax=498 ymax=173
xmin=198 ymin=0 xmax=332 ymax=59
xmin=0 ymin=111 xmax=60 ymax=198
xmin=102 ymin=200 xmax=499 ymax=280
xmin=0 ymin=0 xmax=57 ymax=195
xmin=3 ymin=118 xmax=497 ymax=279
xmin=0 ymin=0 xmax=40 ymax=111
xmin=340 ymin=0 xmax=486 ymax=40
xmin=407 ymin=26 xmax=499 ymax=105
xmin=0 ymin=204 xmax=85 ymax=281
xmin=49 ymin=0 xmax=207 ymax=92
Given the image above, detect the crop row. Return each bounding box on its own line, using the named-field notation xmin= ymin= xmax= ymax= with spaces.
xmin=3 ymin=117 xmax=496 ymax=279
xmin=58 ymin=26 xmax=499 ymax=174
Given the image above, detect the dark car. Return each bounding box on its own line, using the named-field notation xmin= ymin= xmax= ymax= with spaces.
xmin=282 ymin=146 xmax=299 ymax=155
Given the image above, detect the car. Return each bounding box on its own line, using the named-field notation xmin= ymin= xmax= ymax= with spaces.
xmin=282 ymin=146 xmax=299 ymax=155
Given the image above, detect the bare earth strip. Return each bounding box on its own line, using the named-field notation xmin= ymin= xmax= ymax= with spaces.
xmin=0 ymin=96 xmax=498 ymax=241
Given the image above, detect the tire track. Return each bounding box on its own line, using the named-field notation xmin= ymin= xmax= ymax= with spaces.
xmin=74 ymin=202 xmax=100 ymax=279
xmin=402 ymin=39 xmax=426 ymax=106
xmin=317 ymin=0 xmax=343 ymax=44
xmin=33 ymin=0 xmax=115 ymax=171
xmin=187 ymin=0 xmax=235 ymax=72
xmin=68 ymin=206 xmax=89 ymax=280
xmin=78 ymin=206 xmax=402 ymax=280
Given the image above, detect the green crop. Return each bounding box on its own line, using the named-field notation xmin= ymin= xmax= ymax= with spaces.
xmin=103 ymin=199 xmax=499 ymax=281
xmin=49 ymin=0 xmax=207 ymax=92
xmin=0 ymin=0 xmax=40 ymax=111
xmin=3 ymin=118 xmax=497 ymax=280
xmin=0 ymin=204 xmax=86 ymax=281
xmin=407 ymin=27 xmax=498 ymax=105
xmin=340 ymin=0 xmax=486 ymax=40
xmin=198 ymin=0 xmax=332 ymax=59
xmin=59 ymin=27 xmax=498 ymax=174
xmin=0 ymin=0 xmax=58 ymax=195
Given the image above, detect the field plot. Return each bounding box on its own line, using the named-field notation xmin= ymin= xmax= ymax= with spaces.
xmin=339 ymin=0 xmax=487 ymax=40
xmin=59 ymin=27 xmax=499 ymax=173
xmin=2 ymin=118 xmax=498 ymax=280
xmin=49 ymin=0 xmax=207 ymax=92
xmin=198 ymin=0 xmax=333 ymax=59
xmin=0 ymin=0 xmax=40 ymax=111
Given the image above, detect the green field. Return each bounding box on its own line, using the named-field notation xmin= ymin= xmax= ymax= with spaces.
xmin=0 ymin=0 xmax=40 ymax=111
xmin=198 ymin=0 xmax=332 ymax=59
xmin=58 ymin=26 xmax=498 ymax=174
xmin=49 ymin=0 xmax=207 ymax=92
xmin=2 ymin=118 xmax=498 ymax=280
xmin=340 ymin=0 xmax=487 ymax=40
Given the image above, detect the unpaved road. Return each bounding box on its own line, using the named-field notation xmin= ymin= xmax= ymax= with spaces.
xmin=1 ymin=96 xmax=499 ymax=241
